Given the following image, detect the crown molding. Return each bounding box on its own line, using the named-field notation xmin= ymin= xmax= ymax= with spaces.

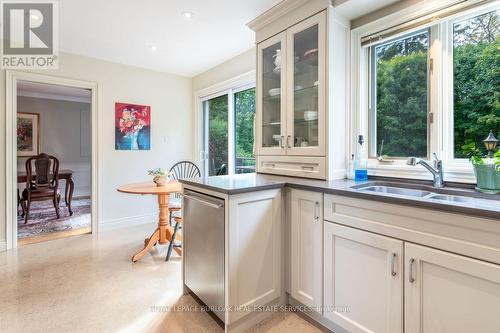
xmin=247 ymin=0 xmax=327 ymax=31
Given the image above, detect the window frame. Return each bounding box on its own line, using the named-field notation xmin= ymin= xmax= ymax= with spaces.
xmin=351 ymin=0 xmax=499 ymax=183
xmin=195 ymin=71 xmax=256 ymax=177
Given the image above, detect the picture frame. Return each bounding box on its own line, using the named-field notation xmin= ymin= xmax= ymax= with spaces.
xmin=17 ymin=112 xmax=40 ymax=157
xmin=115 ymin=102 xmax=151 ymax=150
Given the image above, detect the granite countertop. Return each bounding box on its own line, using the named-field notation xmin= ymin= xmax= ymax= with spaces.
xmin=180 ymin=173 xmax=500 ymax=220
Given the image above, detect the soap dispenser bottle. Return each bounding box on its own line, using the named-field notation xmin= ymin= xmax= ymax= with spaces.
xmin=354 ymin=135 xmax=368 ymax=182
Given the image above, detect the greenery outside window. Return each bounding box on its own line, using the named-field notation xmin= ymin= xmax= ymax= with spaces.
xmin=369 ymin=30 xmax=430 ymax=158
xmin=201 ymin=85 xmax=256 ymax=176
xmin=362 ymin=3 xmax=499 ymax=180
xmin=453 ymin=9 xmax=500 ymax=158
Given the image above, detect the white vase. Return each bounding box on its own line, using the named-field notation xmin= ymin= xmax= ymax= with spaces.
xmin=129 ymin=131 xmax=139 ymax=150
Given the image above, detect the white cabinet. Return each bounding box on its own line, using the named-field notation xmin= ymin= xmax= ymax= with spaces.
xmin=324 ymin=222 xmax=403 ymax=333
xmin=290 ymin=189 xmax=323 ymax=310
xmin=252 ymin=5 xmax=348 ymax=180
xmin=405 ymin=243 xmax=500 ymax=333
xmin=227 ymin=189 xmax=282 ymax=324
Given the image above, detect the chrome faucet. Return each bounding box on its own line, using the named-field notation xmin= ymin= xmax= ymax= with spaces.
xmin=407 ymin=153 xmax=444 ymax=188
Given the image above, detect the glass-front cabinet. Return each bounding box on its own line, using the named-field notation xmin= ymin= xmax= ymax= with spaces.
xmin=256 ymin=12 xmax=325 ymax=157
xmin=257 ymin=31 xmax=287 ymax=156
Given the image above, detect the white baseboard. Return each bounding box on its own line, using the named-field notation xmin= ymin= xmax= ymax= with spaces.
xmin=0 ymin=240 xmax=6 ymax=252
xmin=99 ymin=214 xmax=157 ymax=232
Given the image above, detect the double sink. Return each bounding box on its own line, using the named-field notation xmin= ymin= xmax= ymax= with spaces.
xmin=351 ymin=182 xmax=500 ymax=210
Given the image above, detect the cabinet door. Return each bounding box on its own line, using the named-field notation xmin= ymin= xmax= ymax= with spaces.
xmin=290 ymin=189 xmax=323 ymax=310
xmin=256 ymin=31 xmax=287 ymax=156
xmin=324 ymin=223 xmax=403 ymax=333
xmin=405 ymin=243 xmax=500 ymax=333
xmin=286 ymin=11 xmax=326 ymax=156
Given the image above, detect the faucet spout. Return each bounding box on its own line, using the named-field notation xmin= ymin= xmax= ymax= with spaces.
xmin=406 ymin=155 xmax=444 ymax=188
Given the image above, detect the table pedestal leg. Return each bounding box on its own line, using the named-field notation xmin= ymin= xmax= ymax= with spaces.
xmin=131 ymin=193 xmax=174 ymax=262
xmin=132 ymin=228 xmax=160 ymax=262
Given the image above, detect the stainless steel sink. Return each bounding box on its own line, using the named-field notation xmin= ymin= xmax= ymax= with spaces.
xmin=351 ymin=182 xmax=500 ymax=210
xmin=427 ymin=194 xmax=499 ymax=210
xmin=354 ymin=185 xmax=432 ymax=198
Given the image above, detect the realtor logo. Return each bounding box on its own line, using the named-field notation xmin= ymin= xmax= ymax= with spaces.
xmin=1 ymin=1 xmax=59 ymax=69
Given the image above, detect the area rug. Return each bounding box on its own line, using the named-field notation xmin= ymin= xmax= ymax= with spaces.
xmin=17 ymin=198 xmax=91 ymax=239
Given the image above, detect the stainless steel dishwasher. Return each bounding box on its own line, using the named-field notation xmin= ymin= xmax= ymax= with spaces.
xmin=183 ymin=190 xmax=225 ymax=322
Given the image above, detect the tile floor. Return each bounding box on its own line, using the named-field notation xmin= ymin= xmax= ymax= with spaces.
xmin=0 ymin=223 xmax=328 ymax=333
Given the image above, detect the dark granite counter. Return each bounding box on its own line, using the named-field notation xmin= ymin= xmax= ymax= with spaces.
xmin=180 ymin=173 xmax=500 ymax=220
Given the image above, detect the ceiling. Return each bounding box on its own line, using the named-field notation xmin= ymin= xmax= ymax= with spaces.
xmin=17 ymin=81 xmax=92 ymax=103
xmin=59 ymin=0 xmax=283 ymax=77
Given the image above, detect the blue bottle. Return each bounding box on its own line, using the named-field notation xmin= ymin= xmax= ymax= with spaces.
xmin=354 ymin=135 xmax=368 ymax=182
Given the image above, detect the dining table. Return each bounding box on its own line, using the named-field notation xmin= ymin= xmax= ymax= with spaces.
xmin=117 ymin=180 xmax=183 ymax=262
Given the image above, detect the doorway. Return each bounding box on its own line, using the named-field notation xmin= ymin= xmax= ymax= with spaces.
xmin=6 ymin=71 xmax=98 ymax=249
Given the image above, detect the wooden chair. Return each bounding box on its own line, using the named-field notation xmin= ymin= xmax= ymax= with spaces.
xmin=21 ymin=153 xmax=61 ymax=224
xmin=166 ymin=161 xmax=201 ymax=261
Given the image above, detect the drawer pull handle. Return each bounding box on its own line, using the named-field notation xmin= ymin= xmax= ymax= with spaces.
xmin=302 ymin=166 xmax=314 ymax=172
xmin=280 ymin=136 xmax=285 ymax=149
xmin=391 ymin=253 xmax=397 ymax=277
xmin=409 ymin=258 xmax=416 ymax=283
xmin=287 ymin=135 xmax=292 ymax=149
xmin=264 ymin=163 xmax=275 ymax=168
xmin=314 ymin=201 xmax=320 ymax=220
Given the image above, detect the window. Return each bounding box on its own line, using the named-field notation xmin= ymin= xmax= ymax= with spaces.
xmin=357 ymin=2 xmax=500 ymax=182
xmin=370 ymin=30 xmax=430 ymax=158
xmin=453 ymin=9 xmax=500 ymax=158
xmin=201 ymin=85 xmax=256 ymax=177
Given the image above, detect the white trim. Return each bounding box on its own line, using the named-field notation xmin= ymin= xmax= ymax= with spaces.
xmin=5 ymin=71 xmax=99 ymax=250
xmin=17 ymin=91 xmax=91 ymax=104
xmin=0 ymin=240 xmax=6 ymax=252
xmin=350 ymin=0 xmax=499 ymax=183
xmin=193 ymin=70 xmax=256 ymax=176
xmin=246 ymin=0 xmax=311 ymax=31
xmin=99 ymin=214 xmax=157 ymax=232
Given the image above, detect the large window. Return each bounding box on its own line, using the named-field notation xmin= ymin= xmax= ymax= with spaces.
xmin=362 ymin=3 xmax=499 ymax=179
xmin=201 ymin=86 xmax=256 ymax=176
xmin=370 ymin=30 xmax=429 ymax=158
xmin=453 ymin=9 xmax=500 ymax=158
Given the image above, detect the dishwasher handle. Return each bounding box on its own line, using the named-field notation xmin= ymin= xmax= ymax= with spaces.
xmin=184 ymin=193 xmax=224 ymax=209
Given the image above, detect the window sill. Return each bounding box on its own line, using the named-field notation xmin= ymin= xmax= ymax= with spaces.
xmin=367 ymin=160 xmax=476 ymax=184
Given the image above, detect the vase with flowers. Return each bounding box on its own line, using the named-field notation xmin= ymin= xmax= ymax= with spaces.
xmin=148 ymin=168 xmax=170 ymax=187
xmin=118 ymin=108 xmax=148 ymax=150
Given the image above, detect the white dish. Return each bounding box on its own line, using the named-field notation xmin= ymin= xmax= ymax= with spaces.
xmin=272 ymin=134 xmax=281 ymax=142
xmin=303 ymin=111 xmax=318 ymax=121
xmin=268 ymin=88 xmax=280 ymax=97
xmin=273 ymin=67 xmax=281 ymax=74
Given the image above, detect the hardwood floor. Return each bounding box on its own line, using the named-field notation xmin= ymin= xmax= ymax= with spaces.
xmin=18 ymin=226 xmax=91 ymax=246
xmin=0 ymin=223 xmax=327 ymax=333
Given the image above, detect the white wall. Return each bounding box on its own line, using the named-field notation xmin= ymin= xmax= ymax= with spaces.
xmin=192 ymin=48 xmax=256 ymax=92
xmin=17 ymin=96 xmax=92 ymax=197
xmin=1 ymin=51 xmax=193 ymax=245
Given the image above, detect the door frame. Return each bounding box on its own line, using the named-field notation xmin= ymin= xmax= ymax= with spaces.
xmin=5 ymin=70 xmax=99 ymax=250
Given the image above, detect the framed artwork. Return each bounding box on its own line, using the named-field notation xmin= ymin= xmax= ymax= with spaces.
xmin=115 ymin=102 xmax=151 ymax=150
xmin=17 ymin=112 xmax=40 ymax=157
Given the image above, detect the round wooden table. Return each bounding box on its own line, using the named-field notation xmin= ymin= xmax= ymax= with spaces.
xmin=117 ymin=181 xmax=182 ymax=262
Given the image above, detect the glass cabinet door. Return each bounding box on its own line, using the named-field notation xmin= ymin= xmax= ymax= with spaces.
xmin=257 ymin=32 xmax=286 ymax=156
xmin=286 ymin=12 xmax=325 ymax=156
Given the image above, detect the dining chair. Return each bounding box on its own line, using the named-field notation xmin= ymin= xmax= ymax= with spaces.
xmin=21 ymin=153 xmax=61 ymax=224
xmin=166 ymin=161 xmax=201 ymax=261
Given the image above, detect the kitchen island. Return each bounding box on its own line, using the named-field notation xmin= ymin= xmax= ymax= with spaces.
xmin=180 ymin=173 xmax=500 ymax=333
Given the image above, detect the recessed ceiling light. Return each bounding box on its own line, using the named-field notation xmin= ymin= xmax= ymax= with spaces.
xmin=182 ymin=11 xmax=194 ymax=19
xmin=150 ymin=45 xmax=158 ymax=51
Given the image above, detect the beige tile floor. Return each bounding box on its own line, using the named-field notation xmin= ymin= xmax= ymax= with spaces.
xmin=0 ymin=224 xmax=329 ymax=333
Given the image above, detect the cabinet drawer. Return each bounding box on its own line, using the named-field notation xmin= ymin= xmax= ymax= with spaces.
xmin=257 ymin=155 xmax=326 ymax=179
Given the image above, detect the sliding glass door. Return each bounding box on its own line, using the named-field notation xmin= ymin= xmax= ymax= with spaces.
xmin=203 ymin=94 xmax=229 ymax=176
xmin=201 ymin=86 xmax=256 ymax=177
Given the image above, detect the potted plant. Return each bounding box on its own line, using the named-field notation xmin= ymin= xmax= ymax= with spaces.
xmin=148 ymin=168 xmax=169 ymax=187
xmin=462 ymin=131 xmax=500 ymax=194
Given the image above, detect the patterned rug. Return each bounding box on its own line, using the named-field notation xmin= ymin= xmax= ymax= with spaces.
xmin=17 ymin=198 xmax=91 ymax=239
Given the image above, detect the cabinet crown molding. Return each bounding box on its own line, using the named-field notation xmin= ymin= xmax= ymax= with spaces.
xmin=247 ymin=0 xmax=331 ymax=32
